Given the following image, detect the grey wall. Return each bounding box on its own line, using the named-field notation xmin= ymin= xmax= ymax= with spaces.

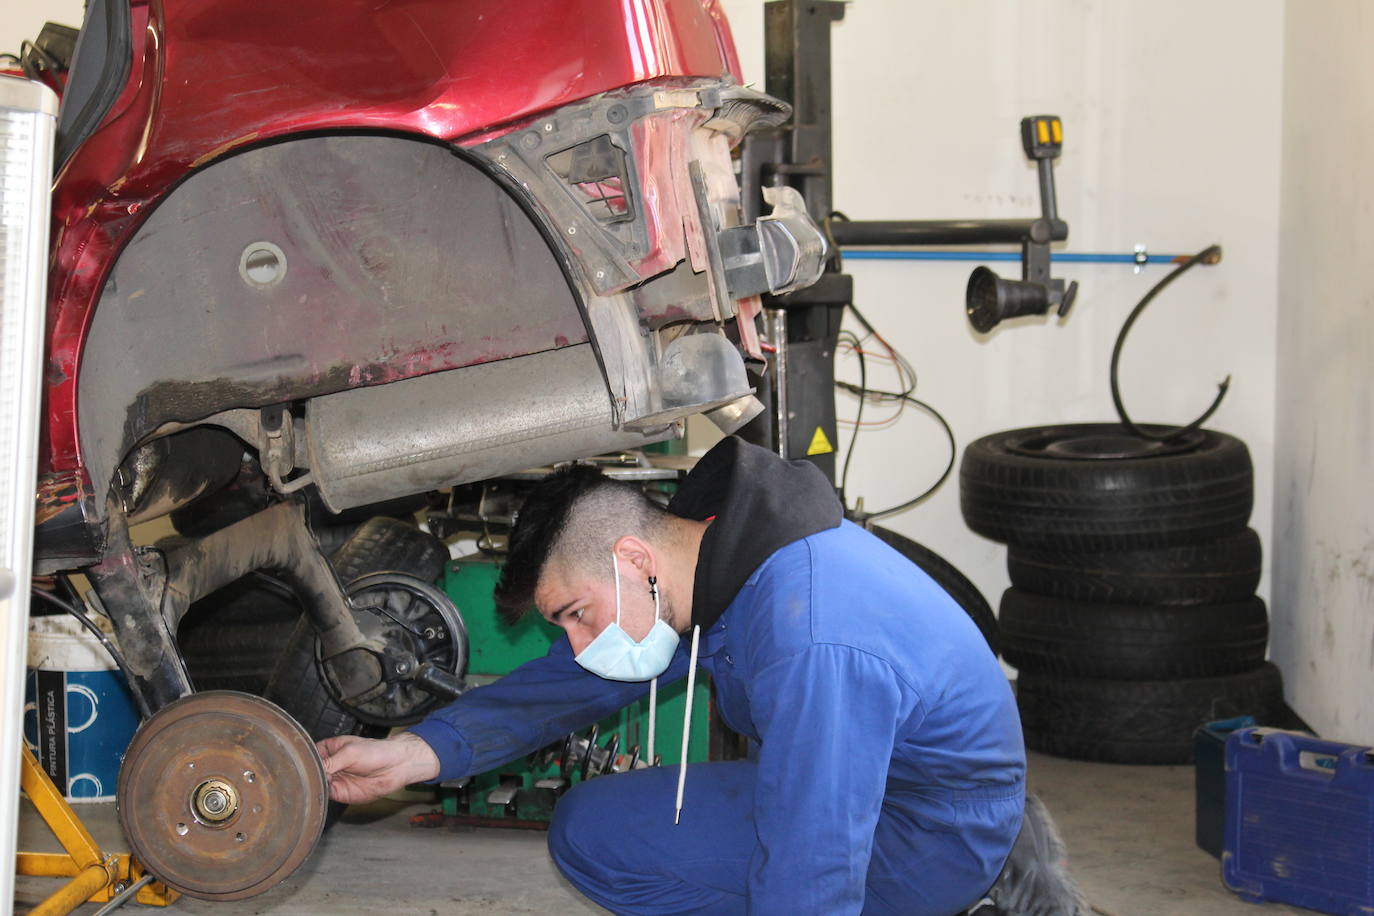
xmin=1 ymin=4 xmax=84 ymax=56
xmin=1272 ymin=1 xmax=1374 ymax=744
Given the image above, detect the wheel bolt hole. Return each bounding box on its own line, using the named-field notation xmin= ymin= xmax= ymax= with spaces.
xmin=235 ymin=832 xmax=246 ymax=843
xmin=175 ymin=823 xmax=188 ymax=836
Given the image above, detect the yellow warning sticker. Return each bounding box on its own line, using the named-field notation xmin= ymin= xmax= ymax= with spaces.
xmin=806 ymin=426 xmax=835 ymax=456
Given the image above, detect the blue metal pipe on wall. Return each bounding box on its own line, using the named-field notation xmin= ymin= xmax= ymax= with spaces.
xmin=840 ymin=250 xmax=1192 ymax=265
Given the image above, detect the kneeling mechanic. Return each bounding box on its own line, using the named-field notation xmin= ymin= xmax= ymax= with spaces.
xmin=319 ymin=436 xmax=1026 ymax=915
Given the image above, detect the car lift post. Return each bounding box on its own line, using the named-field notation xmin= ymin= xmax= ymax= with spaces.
xmin=739 ymin=0 xmax=850 ymax=483
xmin=738 ymin=0 xmax=1075 ymax=498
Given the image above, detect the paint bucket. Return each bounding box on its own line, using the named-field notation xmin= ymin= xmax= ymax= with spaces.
xmin=23 ymin=613 xmax=140 ymax=802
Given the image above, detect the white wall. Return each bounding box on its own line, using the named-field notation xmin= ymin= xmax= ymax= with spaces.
xmin=721 ymin=0 xmax=1283 ymax=649
xmin=1 ymin=4 xmax=85 ymax=57
xmin=1271 ymin=3 xmax=1374 ymax=744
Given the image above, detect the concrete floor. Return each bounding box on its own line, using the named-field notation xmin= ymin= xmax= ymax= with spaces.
xmin=13 ymin=752 xmax=1308 ymax=916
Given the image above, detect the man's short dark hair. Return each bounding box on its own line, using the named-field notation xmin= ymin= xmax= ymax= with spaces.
xmin=494 ymin=464 xmax=667 ymax=624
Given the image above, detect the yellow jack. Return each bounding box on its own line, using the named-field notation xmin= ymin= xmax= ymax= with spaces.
xmin=14 ymin=744 xmax=178 ymax=915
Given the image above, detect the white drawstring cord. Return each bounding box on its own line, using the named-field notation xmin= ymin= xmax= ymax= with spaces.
xmin=648 ymin=676 xmax=657 ymax=764
xmin=674 ymin=624 xmax=701 ymax=825
xmin=647 ymin=573 xmax=661 ymax=764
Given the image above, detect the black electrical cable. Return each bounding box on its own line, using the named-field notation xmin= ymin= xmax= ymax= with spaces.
xmin=55 ymin=572 xmax=88 ymax=614
xmin=1110 ymin=244 xmax=1228 ymax=441
xmin=824 ymin=210 xmax=850 ymax=273
xmin=838 ymin=330 xmax=866 ymax=499
xmin=29 ymin=585 xmax=152 ymax=719
xmin=836 ymin=388 xmax=957 ymax=521
xmin=866 ymin=393 xmax=956 ymax=519
xmin=248 ymin=569 xmax=297 ymax=603
xmin=846 ymin=301 xmax=917 ymax=398
xmin=834 ymin=290 xmax=953 ymax=519
xmin=825 ymin=216 xmax=953 ymax=517
xmin=19 ymin=40 xmax=61 ymax=83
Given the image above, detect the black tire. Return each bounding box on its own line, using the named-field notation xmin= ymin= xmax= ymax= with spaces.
xmin=868 ymin=525 xmax=999 ymax=656
xmin=265 ymin=518 xmax=447 ymax=827
xmin=169 ymin=469 xmax=273 ymax=538
xmin=177 ymin=574 xmax=300 ymax=694
xmin=1007 ymin=528 xmax=1262 ymax=606
xmin=263 ymin=517 xmax=449 ymax=742
xmin=1017 ymin=663 xmax=1285 ymax=764
xmin=311 ymin=523 xmax=361 ymax=559
xmin=324 ymin=516 xmax=448 ymax=586
xmin=168 ymin=530 xmax=297 ymax=694
xmin=1000 ymin=589 xmax=1269 ymax=680
xmin=959 ymin=424 xmax=1253 ymax=551
xmin=177 ymin=517 xmax=447 ymax=739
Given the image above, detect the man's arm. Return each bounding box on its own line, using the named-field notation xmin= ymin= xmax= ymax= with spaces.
xmin=408 ymin=633 xmax=680 ymax=780
xmin=321 ymin=633 xmax=693 ymax=803
xmin=746 ymin=643 xmax=913 ymax=914
xmin=319 ymin=732 xmax=441 ymax=804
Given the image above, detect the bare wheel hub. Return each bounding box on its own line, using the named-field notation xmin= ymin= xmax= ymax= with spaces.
xmin=192 ymin=778 xmax=239 ymax=823
xmin=319 ymin=572 xmax=468 ymax=727
xmin=117 ymin=691 xmax=327 ymax=901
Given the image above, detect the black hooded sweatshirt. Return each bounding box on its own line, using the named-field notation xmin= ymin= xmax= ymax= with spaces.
xmin=667 ymin=436 xmax=844 ymax=631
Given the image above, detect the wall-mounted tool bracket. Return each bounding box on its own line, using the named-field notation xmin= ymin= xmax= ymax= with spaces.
xmin=965 ymin=115 xmax=1079 ymax=332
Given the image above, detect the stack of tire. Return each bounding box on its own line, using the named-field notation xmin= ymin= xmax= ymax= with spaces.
xmin=959 ymin=423 xmax=1284 ymax=764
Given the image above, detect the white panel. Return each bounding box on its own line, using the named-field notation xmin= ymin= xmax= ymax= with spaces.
xmin=0 ymin=75 xmax=58 ymax=916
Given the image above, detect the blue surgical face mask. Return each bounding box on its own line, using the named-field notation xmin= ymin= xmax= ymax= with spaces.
xmin=573 ymin=552 xmax=680 ymax=682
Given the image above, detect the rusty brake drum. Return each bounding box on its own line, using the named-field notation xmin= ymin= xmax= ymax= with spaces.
xmin=116 ymin=691 xmax=328 ymax=901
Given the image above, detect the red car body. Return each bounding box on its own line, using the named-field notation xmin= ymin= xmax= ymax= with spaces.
xmin=46 ymin=0 xmax=738 ymax=469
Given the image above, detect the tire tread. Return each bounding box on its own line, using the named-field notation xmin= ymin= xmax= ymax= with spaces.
xmin=1000 ymin=589 xmax=1269 ymax=680
xmin=1017 ymin=664 xmax=1285 ymax=764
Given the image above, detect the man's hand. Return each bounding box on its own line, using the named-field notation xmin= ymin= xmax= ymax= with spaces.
xmin=316 ymin=732 xmax=441 ymax=804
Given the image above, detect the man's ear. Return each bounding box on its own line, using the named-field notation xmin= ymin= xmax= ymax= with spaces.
xmin=611 ymin=535 xmax=655 ymax=577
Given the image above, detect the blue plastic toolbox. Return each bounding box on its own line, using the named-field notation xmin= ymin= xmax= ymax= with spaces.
xmin=1223 ymin=727 xmax=1374 ymax=915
